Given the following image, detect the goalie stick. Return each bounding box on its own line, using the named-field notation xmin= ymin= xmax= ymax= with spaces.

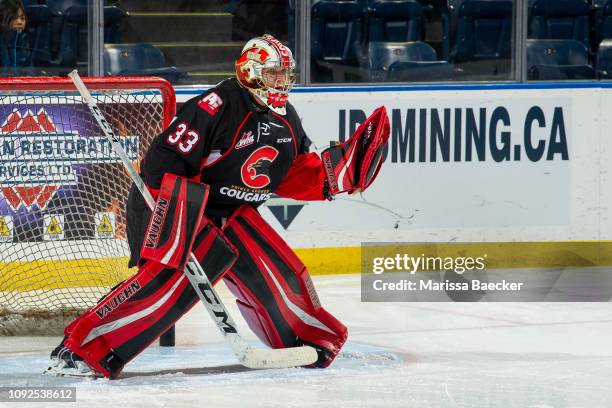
xmin=67 ymin=70 xmax=318 ymax=369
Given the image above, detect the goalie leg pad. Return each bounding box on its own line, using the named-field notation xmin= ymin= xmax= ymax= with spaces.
xmin=62 ymin=219 xmax=237 ymax=379
xmin=222 ymin=205 xmax=347 ymax=368
xmin=139 ymin=173 xmax=209 ymax=270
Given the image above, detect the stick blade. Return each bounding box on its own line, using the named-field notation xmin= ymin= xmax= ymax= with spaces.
xmin=239 ymin=345 xmax=319 ymax=369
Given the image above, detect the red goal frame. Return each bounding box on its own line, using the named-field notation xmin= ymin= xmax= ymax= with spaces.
xmin=0 ymin=76 xmax=176 ymax=129
xmin=0 ymin=76 xmax=177 ymax=341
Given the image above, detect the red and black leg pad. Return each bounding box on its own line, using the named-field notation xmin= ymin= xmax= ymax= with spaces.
xmin=139 ymin=173 xmax=208 ymax=270
xmin=222 ymin=205 xmax=348 ymax=368
xmin=61 ymin=176 xmax=238 ymax=379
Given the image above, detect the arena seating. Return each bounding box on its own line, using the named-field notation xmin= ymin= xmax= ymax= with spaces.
xmin=594 ymin=1 xmax=612 ymax=45
xmin=15 ymin=0 xmax=612 ymax=82
xmin=23 ymin=3 xmax=53 ymax=67
xmin=367 ymin=41 xmax=453 ymax=81
xmin=450 ymin=0 xmax=513 ymax=77
xmin=596 ymin=39 xmax=612 ymax=78
xmin=103 ymin=6 xmax=127 ymax=44
xmin=103 ymin=43 xmax=184 ymax=83
xmin=526 ymin=39 xmax=595 ymax=80
xmin=54 ymin=2 xmax=127 ymax=68
xmin=367 ymin=0 xmax=424 ymax=42
xmin=311 ymin=0 xmax=365 ymax=82
xmin=19 ymin=0 xmax=127 ymax=71
xmin=450 ymin=0 xmax=512 ymax=62
xmin=528 ymin=0 xmax=591 ymax=47
xmin=55 ymin=4 xmax=88 ymax=68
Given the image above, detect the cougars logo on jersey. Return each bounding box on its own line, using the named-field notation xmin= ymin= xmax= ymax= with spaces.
xmin=240 ymin=146 xmax=279 ymax=189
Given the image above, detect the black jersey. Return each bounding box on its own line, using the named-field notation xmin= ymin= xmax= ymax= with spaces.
xmin=126 ymin=78 xmax=312 ymax=266
xmin=140 ymin=78 xmax=311 ymax=216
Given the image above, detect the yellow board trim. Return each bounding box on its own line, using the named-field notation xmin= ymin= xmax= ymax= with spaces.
xmin=4 ymin=241 xmax=612 ymax=291
xmin=297 ymin=241 xmax=612 ymax=275
xmin=0 ymin=258 xmax=134 ymax=291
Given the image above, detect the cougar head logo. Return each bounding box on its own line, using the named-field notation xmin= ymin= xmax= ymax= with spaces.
xmin=240 ymin=146 xmax=279 ymax=189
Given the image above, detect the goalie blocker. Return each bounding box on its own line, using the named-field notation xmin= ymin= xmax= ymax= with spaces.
xmin=322 ymin=106 xmax=390 ymax=196
xmin=58 ymin=175 xmax=346 ymax=378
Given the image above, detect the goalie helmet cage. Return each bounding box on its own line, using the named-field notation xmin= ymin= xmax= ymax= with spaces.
xmin=0 ymin=76 xmax=177 ymax=342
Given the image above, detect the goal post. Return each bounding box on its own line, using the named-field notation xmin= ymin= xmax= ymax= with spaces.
xmin=0 ymin=76 xmax=176 ymax=337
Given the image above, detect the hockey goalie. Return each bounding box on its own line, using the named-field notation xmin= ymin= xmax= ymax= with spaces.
xmin=45 ymin=34 xmax=390 ymax=379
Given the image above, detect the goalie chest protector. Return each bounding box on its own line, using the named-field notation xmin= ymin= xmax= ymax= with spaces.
xmin=198 ymin=80 xmax=301 ymax=210
xmin=142 ymin=79 xmax=307 ymax=215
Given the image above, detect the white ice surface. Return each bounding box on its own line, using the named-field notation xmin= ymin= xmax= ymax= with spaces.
xmin=1 ymin=274 xmax=612 ymax=408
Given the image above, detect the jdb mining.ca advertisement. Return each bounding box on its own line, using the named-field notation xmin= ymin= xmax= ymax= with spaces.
xmin=288 ymin=87 xmax=574 ymax=238
xmin=361 ymin=243 xmax=612 ymax=302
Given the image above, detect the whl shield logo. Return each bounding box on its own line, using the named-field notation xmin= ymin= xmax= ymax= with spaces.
xmin=235 ymin=131 xmax=254 ymax=149
xmin=0 ymin=107 xmax=138 ymax=211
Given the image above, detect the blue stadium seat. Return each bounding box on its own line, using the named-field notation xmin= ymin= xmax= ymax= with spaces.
xmin=24 ymin=4 xmax=53 ymax=67
xmin=311 ymin=0 xmax=365 ymax=81
xmin=451 ymin=0 xmax=512 ymax=63
xmin=103 ymin=43 xmax=184 ymax=83
xmin=597 ymin=39 xmax=612 ymax=78
xmin=368 ymin=41 xmax=453 ymax=81
xmin=527 ymin=39 xmax=595 ymax=79
xmin=416 ymin=0 xmax=451 ymax=58
xmin=528 ymin=0 xmax=591 ymax=47
xmin=48 ymin=0 xmax=84 ymax=14
xmin=45 ymin=0 xmax=76 ymax=59
xmin=55 ymin=4 xmax=87 ymax=67
xmin=54 ymin=1 xmax=127 ymax=68
xmin=598 ymin=2 xmax=612 ymax=44
xmin=367 ymin=1 xmax=424 ymax=42
xmin=103 ymin=6 xmax=128 ymax=44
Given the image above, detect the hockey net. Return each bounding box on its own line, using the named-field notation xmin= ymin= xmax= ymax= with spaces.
xmin=0 ymin=77 xmax=175 ymax=335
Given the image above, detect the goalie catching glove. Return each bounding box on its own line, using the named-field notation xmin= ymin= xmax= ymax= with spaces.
xmin=321 ymin=106 xmax=390 ymax=197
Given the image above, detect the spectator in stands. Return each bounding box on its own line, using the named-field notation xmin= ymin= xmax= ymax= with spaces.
xmin=0 ymin=0 xmax=33 ymax=76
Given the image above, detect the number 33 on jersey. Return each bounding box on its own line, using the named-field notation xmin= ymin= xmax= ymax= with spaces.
xmin=166 ymin=122 xmax=200 ymax=154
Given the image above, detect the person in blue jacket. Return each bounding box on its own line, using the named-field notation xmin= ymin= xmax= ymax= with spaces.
xmin=0 ymin=0 xmax=33 ymax=76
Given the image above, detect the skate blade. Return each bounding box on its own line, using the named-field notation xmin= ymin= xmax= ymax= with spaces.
xmin=43 ymin=360 xmax=100 ymax=378
xmin=43 ymin=366 xmax=101 ymax=378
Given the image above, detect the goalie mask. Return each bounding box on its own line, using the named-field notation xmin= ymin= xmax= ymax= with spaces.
xmin=235 ymin=34 xmax=296 ymax=115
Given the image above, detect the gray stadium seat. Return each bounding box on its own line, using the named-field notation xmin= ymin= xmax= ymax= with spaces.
xmin=104 ymin=43 xmax=184 ymax=83
xmin=597 ymin=39 xmax=612 ymax=78
xmin=368 ymin=41 xmax=453 ymax=81
xmin=311 ymin=0 xmax=365 ymax=82
xmin=528 ymin=0 xmax=591 ymax=47
xmin=527 ymin=39 xmax=595 ymax=80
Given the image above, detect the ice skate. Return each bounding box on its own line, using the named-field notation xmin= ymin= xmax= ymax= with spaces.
xmin=44 ymin=343 xmax=99 ymax=378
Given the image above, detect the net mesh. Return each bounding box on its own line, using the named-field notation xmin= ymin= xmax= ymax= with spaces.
xmin=0 ymin=78 xmax=174 ymax=335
